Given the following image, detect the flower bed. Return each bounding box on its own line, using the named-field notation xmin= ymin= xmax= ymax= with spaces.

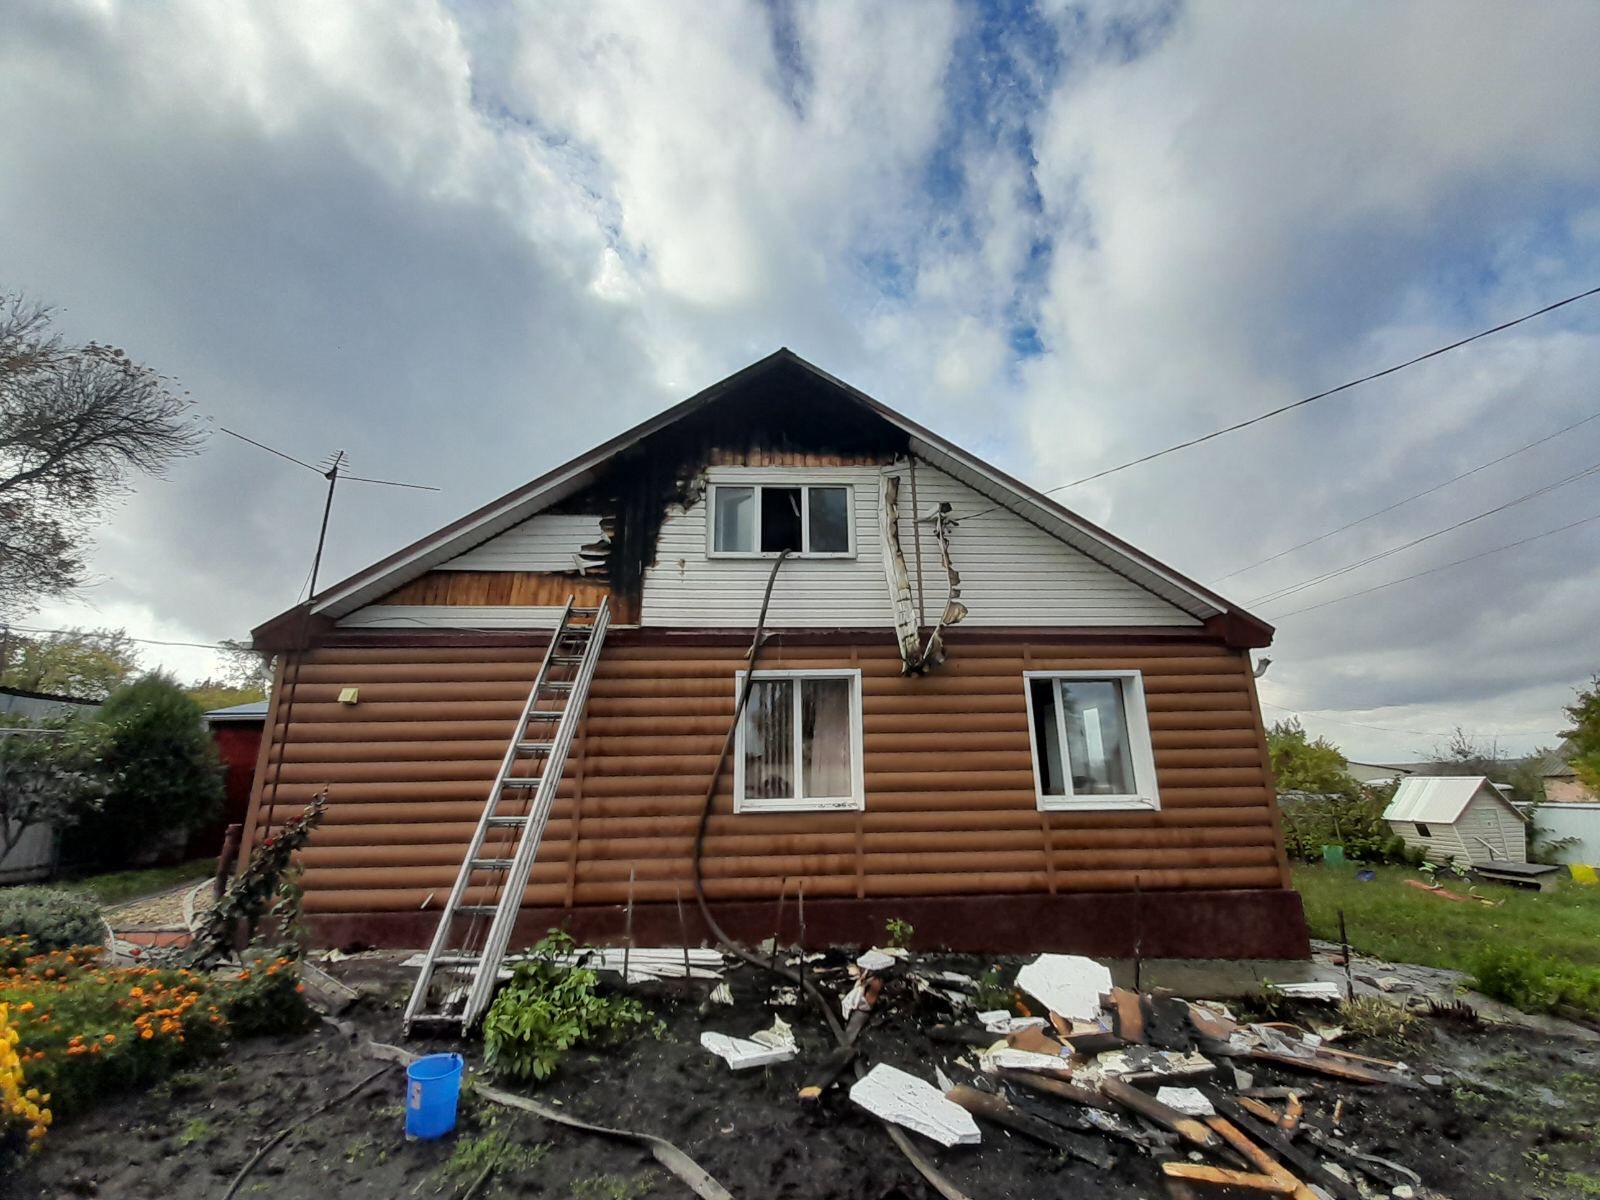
xmin=0 ymin=935 xmax=313 ymax=1158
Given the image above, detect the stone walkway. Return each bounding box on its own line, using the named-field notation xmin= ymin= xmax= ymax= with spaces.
xmin=103 ymin=880 xmax=214 ymax=935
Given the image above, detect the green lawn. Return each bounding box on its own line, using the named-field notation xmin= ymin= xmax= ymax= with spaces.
xmin=58 ymin=858 xmax=217 ymax=908
xmin=1293 ymin=864 xmax=1600 ymax=973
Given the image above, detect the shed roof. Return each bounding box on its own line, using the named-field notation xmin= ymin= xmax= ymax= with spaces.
xmin=204 ymin=699 xmax=270 ymax=723
xmin=252 ymin=349 xmax=1273 ymax=649
xmin=1383 ymin=775 xmax=1529 ymax=825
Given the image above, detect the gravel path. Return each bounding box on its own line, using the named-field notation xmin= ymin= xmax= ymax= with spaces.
xmin=103 ymin=881 xmax=213 ymax=930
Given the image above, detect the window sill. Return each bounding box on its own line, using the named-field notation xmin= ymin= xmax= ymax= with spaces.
xmin=735 ymin=797 xmax=864 ymax=814
xmin=707 ymin=551 xmax=857 ymax=561
xmin=1036 ymin=796 xmax=1160 ymax=812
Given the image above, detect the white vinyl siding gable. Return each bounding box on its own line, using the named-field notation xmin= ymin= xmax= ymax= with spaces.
xmin=438 ymin=515 xmax=606 ymax=573
xmin=640 ymin=461 xmax=1198 ymax=628
xmin=1391 ymin=820 xmax=1470 ymax=865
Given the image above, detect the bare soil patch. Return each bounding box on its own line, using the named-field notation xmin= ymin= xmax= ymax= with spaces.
xmin=5 ymin=953 xmax=1600 ymax=1199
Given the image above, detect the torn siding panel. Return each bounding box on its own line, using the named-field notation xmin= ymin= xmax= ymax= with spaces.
xmin=440 ymin=514 xmax=609 ymax=574
xmin=879 ymin=474 xmax=922 ymax=661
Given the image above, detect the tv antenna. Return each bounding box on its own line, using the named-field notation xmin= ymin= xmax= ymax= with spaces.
xmin=218 ymin=426 xmax=440 ymax=841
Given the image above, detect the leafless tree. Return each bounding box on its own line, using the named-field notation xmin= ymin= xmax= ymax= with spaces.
xmin=0 ymin=292 xmax=206 ymax=617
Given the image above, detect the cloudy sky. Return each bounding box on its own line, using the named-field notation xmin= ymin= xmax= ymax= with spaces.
xmin=4 ymin=0 xmax=1599 ymax=761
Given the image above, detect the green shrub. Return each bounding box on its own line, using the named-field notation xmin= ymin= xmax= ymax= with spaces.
xmin=0 ymin=888 xmax=104 ymax=956
xmin=1280 ymin=791 xmax=1411 ymax=864
xmin=1471 ymin=944 xmax=1600 ymax=1016
xmin=66 ymin=675 xmax=222 ymax=869
xmin=482 ymin=930 xmax=660 ymax=1082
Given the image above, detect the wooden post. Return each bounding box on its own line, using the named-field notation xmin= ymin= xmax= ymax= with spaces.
xmin=622 ymin=865 xmax=635 ymax=984
xmin=675 ymin=883 xmax=692 ymax=981
xmin=1338 ymin=909 xmax=1354 ymax=1000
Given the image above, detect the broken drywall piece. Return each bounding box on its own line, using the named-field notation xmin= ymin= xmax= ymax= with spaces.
xmin=849 ymin=1064 xmax=981 ymax=1147
xmin=840 ymin=980 xmax=868 ymax=1019
xmin=750 ymin=1016 xmax=795 ymax=1053
xmin=1155 ymin=1087 xmax=1216 ymax=1117
xmin=1015 ymin=954 xmax=1114 ymax=1022
xmin=980 ymin=1011 xmax=1048 ymax=1034
xmin=708 ymin=982 xmax=734 ymax=1006
xmin=1266 ymin=981 xmax=1342 ymax=1001
xmin=857 ymin=949 xmax=898 ymax=972
xmin=700 ymin=1019 xmax=797 ymax=1071
xmin=979 ymin=1045 xmax=1074 ymax=1076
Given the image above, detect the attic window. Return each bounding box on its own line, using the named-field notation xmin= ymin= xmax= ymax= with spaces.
xmin=710 ymin=484 xmax=853 ymax=557
xmin=1416 ymin=823 xmax=1431 ymax=838
xmin=1024 ymin=671 xmax=1160 ymax=811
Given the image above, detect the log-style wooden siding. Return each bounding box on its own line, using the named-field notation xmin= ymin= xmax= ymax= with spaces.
xmin=245 ymin=638 xmax=1288 ymax=916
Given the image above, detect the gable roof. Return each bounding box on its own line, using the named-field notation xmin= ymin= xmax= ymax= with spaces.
xmin=1383 ymin=775 xmax=1529 ymax=825
xmin=255 ymin=349 xmax=1272 ymax=646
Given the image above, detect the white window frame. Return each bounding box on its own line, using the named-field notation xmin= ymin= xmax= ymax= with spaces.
xmin=1022 ymin=670 xmax=1160 ymax=812
xmin=706 ymin=482 xmax=856 ymax=559
xmin=732 ymin=668 xmax=865 ymax=813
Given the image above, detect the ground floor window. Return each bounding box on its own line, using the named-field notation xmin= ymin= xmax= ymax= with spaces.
xmin=734 ymin=669 xmax=864 ymax=812
xmin=1023 ymin=671 xmax=1160 ymax=811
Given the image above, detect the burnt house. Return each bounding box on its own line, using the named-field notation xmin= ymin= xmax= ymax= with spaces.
xmin=246 ymin=350 xmax=1304 ymax=978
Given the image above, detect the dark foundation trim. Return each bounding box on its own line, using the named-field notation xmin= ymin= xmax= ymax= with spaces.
xmin=308 ymin=887 xmax=1310 ymax=960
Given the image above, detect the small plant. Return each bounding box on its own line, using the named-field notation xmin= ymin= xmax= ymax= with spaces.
xmin=481 ymin=930 xmax=660 ymax=1082
xmin=178 ymin=1116 xmax=211 ymax=1146
xmin=572 ymin=1173 xmax=656 ymax=1200
xmin=0 ymin=891 xmax=104 ymax=955
xmin=970 ymin=965 xmax=1011 ymax=1013
xmin=435 ymin=1124 xmax=549 ymax=1194
xmin=882 ymin=917 xmax=913 ymax=949
xmin=1336 ymin=996 xmax=1415 ymax=1043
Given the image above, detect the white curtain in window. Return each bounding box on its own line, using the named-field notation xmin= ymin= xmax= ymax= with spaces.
xmin=1058 ymin=679 xmax=1133 ymax=795
xmin=742 ymin=678 xmax=794 ymax=799
xmin=801 ymin=677 xmax=852 ymax=799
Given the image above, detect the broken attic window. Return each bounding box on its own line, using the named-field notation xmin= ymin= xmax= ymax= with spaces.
xmin=737 ymin=671 xmax=862 ymax=811
xmin=709 ymin=483 xmax=855 ymax=556
xmin=1417 ymin=822 xmax=1432 ymax=838
xmin=760 ymin=486 xmax=803 ymax=552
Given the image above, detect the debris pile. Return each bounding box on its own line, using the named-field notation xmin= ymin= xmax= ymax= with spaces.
xmin=703 ymin=947 xmax=1439 ymax=1199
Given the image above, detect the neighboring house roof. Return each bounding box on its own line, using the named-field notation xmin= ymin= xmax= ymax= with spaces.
xmin=1542 ymin=738 xmax=1579 ymax=778
xmin=0 ymin=686 xmax=101 ymax=719
xmin=1383 ymin=775 xmax=1530 ymax=825
xmin=204 ymin=699 xmax=270 ymax=723
xmin=1345 ymin=760 xmax=1413 ymax=783
xmin=253 ymin=349 xmax=1272 ymax=647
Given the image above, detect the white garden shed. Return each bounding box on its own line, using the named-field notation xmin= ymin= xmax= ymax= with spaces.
xmin=1383 ymin=775 xmax=1528 ymax=865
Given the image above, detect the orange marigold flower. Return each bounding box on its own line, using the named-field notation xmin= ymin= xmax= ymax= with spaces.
xmin=102 ymin=1033 xmax=115 ymax=1045
xmin=140 ymin=1028 xmax=154 ymax=1041
xmin=295 ymin=983 xmax=306 ymax=994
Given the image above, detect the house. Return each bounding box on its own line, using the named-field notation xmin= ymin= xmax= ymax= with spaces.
xmin=0 ymin=686 xmax=102 ymax=884
xmin=1541 ymin=740 xmax=1598 ymax=803
xmin=1344 ymin=760 xmax=1412 ymax=787
xmin=190 ymin=699 xmax=270 ymax=858
xmin=242 ymin=349 xmax=1305 ymax=960
xmin=1383 ymin=775 xmax=1529 ymax=865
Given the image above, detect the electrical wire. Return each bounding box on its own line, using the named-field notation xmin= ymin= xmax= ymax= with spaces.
xmin=1245 ymin=456 xmax=1600 ymax=607
xmin=1211 ymin=408 xmax=1600 ymax=581
xmin=1267 ymin=507 xmax=1600 ymax=619
xmin=955 ymin=282 xmax=1600 ymax=522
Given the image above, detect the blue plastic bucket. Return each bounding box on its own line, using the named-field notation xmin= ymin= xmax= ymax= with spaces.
xmin=404 ymin=1053 xmax=464 ymax=1139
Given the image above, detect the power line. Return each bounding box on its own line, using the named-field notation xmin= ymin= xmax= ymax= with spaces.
xmin=955 ymin=282 xmax=1600 ymax=522
xmin=1211 ymin=408 xmax=1600 ymax=581
xmin=1246 ymin=455 xmax=1600 ymax=607
xmin=1268 ymin=507 xmax=1600 ymax=619
xmin=7 ymin=624 xmax=235 ymax=652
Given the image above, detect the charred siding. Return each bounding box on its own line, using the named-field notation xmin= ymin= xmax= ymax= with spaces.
xmin=247 ymin=637 xmax=1287 ymax=917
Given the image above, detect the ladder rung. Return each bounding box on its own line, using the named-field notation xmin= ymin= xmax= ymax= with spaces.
xmin=551 ymin=654 xmax=585 ymax=664
xmin=408 ymin=1012 xmax=462 ymax=1027
xmin=501 ymin=776 xmax=542 ymax=788
xmin=569 ymin=607 xmax=600 ymax=616
xmin=456 ymin=904 xmax=502 ymax=915
xmin=516 ymin=741 xmax=554 ymax=754
xmin=470 ymin=858 xmax=515 ymax=870
xmin=486 ymin=815 xmax=528 ymax=828
xmin=433 ymin=954 xmax=481 ymax=967
xmin=523 ymin=710 xmax=562 ymax=720
xmin=543 ymin=680 xmax=574 ymax=692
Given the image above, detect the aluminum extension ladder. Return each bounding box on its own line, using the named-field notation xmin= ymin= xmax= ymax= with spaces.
xmin=403 ymin=596 xmax=610 ymax=1034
